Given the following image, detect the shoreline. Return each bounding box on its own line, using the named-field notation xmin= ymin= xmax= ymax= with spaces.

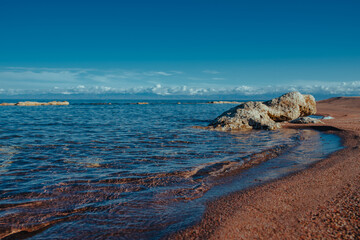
xmin=169 ymin=97 xmax=360 ymax=239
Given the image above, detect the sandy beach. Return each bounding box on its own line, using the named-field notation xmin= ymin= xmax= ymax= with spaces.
xmin=170 ymin=97 xmax=360 ymax=239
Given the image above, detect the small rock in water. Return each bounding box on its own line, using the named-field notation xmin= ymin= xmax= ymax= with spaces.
xmin=0 ymin=101 xmax=69 ymax=106
xmin=209 ymin=91 xmax=317 ymax=130
xmin=207 ymin=101 xmax=242 ymax=104
xmin=0 ymin=103 xmax=16 ymax=106
xmin=289 ymin=117 xmax=324 ymax=124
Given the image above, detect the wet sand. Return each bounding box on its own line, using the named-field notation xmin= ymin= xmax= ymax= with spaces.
xmin=170 ymin=97 xmax=360 ymax=239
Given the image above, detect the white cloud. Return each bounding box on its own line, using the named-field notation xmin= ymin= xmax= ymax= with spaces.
xmin=203 ymin=70 xmax=220 ymax=74
xmin=0 ymin=70 xmax=80 ymax=82
xmin=0 ymin=67 xmax=178 ymax=89
xmin=144 ymin=71 xmax=173 ymax=76
xmin=1 ymin=67 xmax=359 ymax=98
xmin=170 ymin=71 xmax=183 ymax=74
xmin=4 ymin=66 xmax=95 ymax=72
xmin=3 ymin=80 xmax=357 ymax=97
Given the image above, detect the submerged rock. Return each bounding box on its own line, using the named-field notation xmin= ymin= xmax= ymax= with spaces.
xmin=16 ymin=101 xmax=44 ymax=106
xmin=0 ymin=101 xmax=70 ymax=106
xmin=207 ymin=101 xmax=242 ymax=104
xmin=0 ymin=103 xmax=16 ymax=106
xmin=16 ymin=101 xmax=69 ymax=106
xmin=133 ymin=102 xmax=149 ymax=105
xmin=209 ymin=92 xmax=317 ymax=130
xmin=289 ymin=117 xmax=324 ymax=124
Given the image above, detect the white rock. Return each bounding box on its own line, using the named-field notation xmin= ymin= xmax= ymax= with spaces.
xmin=209 ymin=92 xmax=317 ymax=130
xmin=209 ymin=101 xmax=280 ymax=130
xmin=264 ymin=92 xmax=316 ymax=122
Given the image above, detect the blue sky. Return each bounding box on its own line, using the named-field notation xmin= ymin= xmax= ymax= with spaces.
xmin=0 ymin=0 xmax=359 ymax=98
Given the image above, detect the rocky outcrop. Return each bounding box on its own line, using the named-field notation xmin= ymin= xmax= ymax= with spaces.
xmin=209 ymin=101 xmax=280 ymax=130
xmin=289 ymin=117 xmax=323 ymax=124
xmin=207 ymin=101 xmax=242 ymax=104
xmin=0 ymin=101 xmax=69 ymax=106
xmin=264 ymin=92 xmax=316 ymax=121
xmin=209 ymin=92 xmax=317 ymax=130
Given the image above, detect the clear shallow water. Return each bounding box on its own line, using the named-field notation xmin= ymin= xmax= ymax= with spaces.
xmin=0 ymin=100 xmax=342 ymax=239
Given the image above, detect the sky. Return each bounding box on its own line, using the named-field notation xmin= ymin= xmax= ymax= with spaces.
xmin=0 ymin=0 xmax=359 ymax=99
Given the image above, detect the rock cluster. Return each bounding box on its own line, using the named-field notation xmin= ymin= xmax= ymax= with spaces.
xmin=0 ymin=101 xmax=69 ymax=106
xmin=209 ymin=92 xmax=317 ymax=130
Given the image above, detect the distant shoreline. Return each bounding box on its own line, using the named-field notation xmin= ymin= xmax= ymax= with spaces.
xmin=0 ymin=100 xmax=246 ymax=106
xmin=170 ymin=97 xmax=360 ymax=239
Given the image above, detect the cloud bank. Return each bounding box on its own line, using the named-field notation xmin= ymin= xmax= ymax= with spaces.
xmin=1 ymin=82 xmax=360 ymax=100
xmin=0 ymin=67 xmax=359 ymax=99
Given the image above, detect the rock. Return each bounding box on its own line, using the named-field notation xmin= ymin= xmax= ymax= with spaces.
xmin=264 ymin=92 xmax=316 ymax=122
xmin=209 ymin=92 xmax=317 ymax=130
xmin=133 ymin=102 xmax=149 ymax=105
xmin=45 ymin=101 xmax=70 ymax=106
xmin=289 ymin=117 xmax=324 ymax=124
xmin=207 ymin=101 xmax=242 ymax=104
xmin=16 ymin=101 xmax=44 ymax=106
xmin=16 ymin=101 xmax=69 ymax=106
xmin=0 ymin=101 xmax=70 ymax=106
xmin=209 ymin=101 xmax=280 ymax=130
xmin=0 ymin=103 xmax=16 ymax=106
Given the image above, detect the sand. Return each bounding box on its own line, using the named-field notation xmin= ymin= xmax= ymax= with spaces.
xmin=170 ymin=97 xmax=360 ymax=239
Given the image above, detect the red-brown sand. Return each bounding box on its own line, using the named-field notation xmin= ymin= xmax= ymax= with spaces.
xmin=170 ymin=97 xmax=360 ymax=239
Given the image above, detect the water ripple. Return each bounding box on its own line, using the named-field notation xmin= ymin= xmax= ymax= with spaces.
xmin=0 ymin=101 xmax=340 ymax=239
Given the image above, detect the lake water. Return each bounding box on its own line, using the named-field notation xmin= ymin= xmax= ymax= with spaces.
xmin=0 ymin=100 xmax=342 ymax=239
